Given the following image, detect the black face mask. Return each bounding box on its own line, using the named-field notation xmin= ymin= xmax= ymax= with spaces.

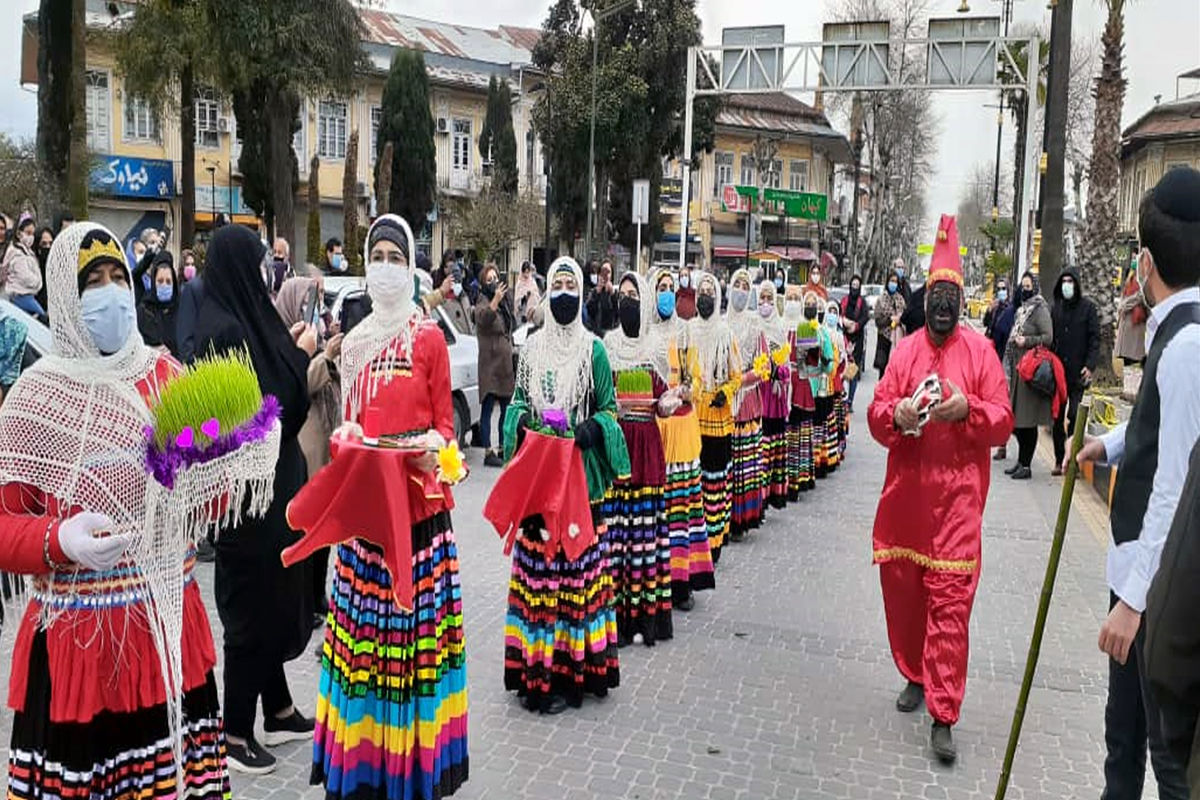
xmin=481 ymin=281 xmax=497 ymax=300
xmin=850 ymin=284 xmax=861 ymax=298
xmin=618 ymin=295 xmax=640 ymax=337
xmin=927 ymin=288 xmax=962 ymax=335
xmin=804 ymin=306 xmax=818 ymax=320
xmin=550 ymin=291 xmax=580 ymax=326
xmin=1019 ymin=287 xmax=1035 ymax=304
xmin=697 ymin=294 xmax=715 ymax=319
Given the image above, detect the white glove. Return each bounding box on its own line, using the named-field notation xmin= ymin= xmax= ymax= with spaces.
xmin=57 ymin=512 xmax=132 ymax=571
xmin=333 ymin=422 xmax=364 ymax=441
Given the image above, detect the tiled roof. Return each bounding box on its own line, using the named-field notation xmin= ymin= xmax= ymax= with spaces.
xmin=1122 ymin=93 xmax=1200 ymax=151
xmin=360 ymin=9 xmax=538 ymax=67
xmin=716 ymin=93 xmax=852 ymax=161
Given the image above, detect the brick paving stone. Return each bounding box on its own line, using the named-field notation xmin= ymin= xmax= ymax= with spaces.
xmin=0 ymin=356 xmax=1147 ymax=799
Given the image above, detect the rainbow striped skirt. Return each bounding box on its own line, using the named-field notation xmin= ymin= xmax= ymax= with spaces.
xmin=312 ymin=512 xmax=468 ymax=800
xmin=504 ymin=506 xmax=620 ymax=710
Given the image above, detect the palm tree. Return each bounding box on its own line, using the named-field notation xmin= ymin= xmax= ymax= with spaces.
xmin=1075 ymin=0 xmax=1127 ymax=383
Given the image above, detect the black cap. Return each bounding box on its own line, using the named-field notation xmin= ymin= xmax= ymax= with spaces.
xmin=1150 ymin=166 xmax=1200 ymax=223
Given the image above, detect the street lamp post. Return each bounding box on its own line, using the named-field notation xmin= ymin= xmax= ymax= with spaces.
xmin=584 ymin=0 xmax=635 ymax=264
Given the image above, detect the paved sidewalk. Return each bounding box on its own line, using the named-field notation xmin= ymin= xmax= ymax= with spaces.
xmin=1 ymin=369 xmax=1132 ymax=799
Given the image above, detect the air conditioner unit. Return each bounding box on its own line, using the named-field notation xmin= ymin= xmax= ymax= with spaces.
xmin=216 ymin=117 xmax=231 ymax=133
xmin=436 ymin=117 xmax=449 ymax=135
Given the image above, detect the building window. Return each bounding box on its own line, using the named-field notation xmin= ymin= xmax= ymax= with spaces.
xmin=714 ymin=151 xmax=734 ymax=197
xmin=789 ymin=160 xmax=809 ymax=192
xmin=370 ymin=105 xmax=382 ymax=162
xmin=452 ymin=118 xmax=471 ymax=171
xmin=317 ymin=100 xmax=348 ymax=159
xmin=525 ymin=129 xmax=537 ymax=181
xmin=85 ymin=70 xmax=110 ymax=152
xmin=740 ymin=154 xmax=756 ymax=187
xmin=195 ymin=86 xmax=220 ymax=149
xmin=769 ymin=159 xmax=783 ymax=189
xmin=123 ymin=95 xmax=159 ymax=142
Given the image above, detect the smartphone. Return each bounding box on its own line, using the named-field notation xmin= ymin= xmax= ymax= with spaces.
xmin=302 ymin=283 xmax=322 ymax=332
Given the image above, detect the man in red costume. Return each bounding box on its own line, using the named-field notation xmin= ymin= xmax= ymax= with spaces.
xmin=867 ymin=215 xmax=1014 ymax=764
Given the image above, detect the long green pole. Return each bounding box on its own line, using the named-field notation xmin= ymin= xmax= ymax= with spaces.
xmin=994 ymin=399 xmax=1093 ymax=800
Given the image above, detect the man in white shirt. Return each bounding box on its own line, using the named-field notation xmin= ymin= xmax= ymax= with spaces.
xmin=1075 ymin=166 xmax=1200 ymax=800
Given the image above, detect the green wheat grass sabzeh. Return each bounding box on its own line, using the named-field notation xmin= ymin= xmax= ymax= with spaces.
xmin=616 ymin=368 xmax=653 ymax=397
xmin=149 ymin=349 xmax=264 ymax=450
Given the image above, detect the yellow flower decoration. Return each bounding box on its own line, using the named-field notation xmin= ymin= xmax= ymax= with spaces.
xmin=772 ymin=342 xmax=792 ymax=367
xmin=436 ymin=440 xmax=468 ymax=485
xmin=752 ymin=352 xmax=771 ymax=382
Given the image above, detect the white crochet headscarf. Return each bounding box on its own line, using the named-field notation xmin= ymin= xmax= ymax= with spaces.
xmin=725 ymin=268 xmax=760 ymax=370
xmin=688 ymin=270 xmax=734 ymax=390
xmin=604 ymin=270 xmax=667 ymax=379
xmin=340 ymin=213 xmax=421 ymax=425
xmin=755 ymin=279 xmax=789 ymax=348
xmin=0 ymin=221 xmax=278 ymax=789
xmin=516 ymin=257 xmax=596 ymax=423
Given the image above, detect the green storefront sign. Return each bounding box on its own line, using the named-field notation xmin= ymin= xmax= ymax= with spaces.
xmin=728 ymin=185 xmax=828 ymax=221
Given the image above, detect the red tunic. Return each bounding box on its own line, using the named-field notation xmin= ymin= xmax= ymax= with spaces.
xmin=347 ymin=319 xmax=457 ymax=521
xmin=0 ymin=354 xmax=218 ymax=723
xmin=867 ymin=326 xmax=1013 ymax=572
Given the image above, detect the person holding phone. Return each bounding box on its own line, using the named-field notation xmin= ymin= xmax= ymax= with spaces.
xmin=475 ymin=263 xmax=515 ymax=467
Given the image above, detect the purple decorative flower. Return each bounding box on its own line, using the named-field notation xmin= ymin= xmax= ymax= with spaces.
xmin=542 ymin=408 xmax=569 ymax=434
xmin=144 ymin=395 xmax=281 ymax=489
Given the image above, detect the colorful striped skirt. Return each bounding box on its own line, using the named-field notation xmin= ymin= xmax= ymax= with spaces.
xmin=504 ymin=507 xmax=619 ymax=710
xmin=602 ymin=480 xmax=673 ymax=646
xmin=761 ymin=415 xmax=790 ymax=509
xmin=730 ymin=417 xmax=765 ymax=537
xmin=665 ymin=458 xmax=715 ymax=600
xmin=835 ymin=394 xmax=849 ymax=459
xmin=699 ymin=435 xmax=732 ymax=565
xmin=814 ymin=396 xmax=835 ymax=479
xmin=8 ymin=633 xmax=230 ymax=800
xmin=787 ymin=406 xmax=816 ymax=500
xmin=313 ymin=512 xmax=468 ymax=800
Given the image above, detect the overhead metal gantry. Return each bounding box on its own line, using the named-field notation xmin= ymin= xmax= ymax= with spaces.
xmin=678 ymin=21 xmax=1040 ymax=274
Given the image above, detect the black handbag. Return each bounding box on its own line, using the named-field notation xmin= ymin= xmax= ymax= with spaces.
xmin=1028 ymin=358 xmax=1056 ymax=398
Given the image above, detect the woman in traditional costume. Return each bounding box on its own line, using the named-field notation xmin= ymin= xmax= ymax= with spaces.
xmin=501 ymin=257 xmax=629 ymax=713
xmin=311 ymin=215 xmax=469 ymax=799
xmin=602 ymin=270 xmax=674 ymax=647
xmin=810 ymin=295 xmax=839 ymax=479
xmin=756 ymin=280 xmax=792 ymax=510
xmin=725 ymin=268 xmax=767 ymax=541
xmin=785 ymin=285 xmax=818 ymax=500
xmin=0 ymin=223 xmax=229 ymax=797
xmin=689 ymin=271 xmax=741 ymax=564
xmin=649 ymin=267 xmax=713 ymax=611
xmin=825 ymin=300 xmax=851 ymax=464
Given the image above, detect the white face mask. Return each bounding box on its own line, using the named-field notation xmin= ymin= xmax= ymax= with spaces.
xmin=19 ymin=232 xmax=34 ymax=249
xmin=1136 ymin=250 xmax=1155 ymax=309
xmin=783 ymin=299 xmax=803 ymax=320
xmin=80 ymin=283 xmax=135 ymax=355
xmin=366 ymin=261 xmax=414 ymax=312
xmin=1061 ymin=282 xmax=1075 ymax=300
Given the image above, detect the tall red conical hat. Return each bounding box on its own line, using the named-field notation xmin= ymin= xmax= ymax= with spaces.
xmin=926 ymin=214 xmax=964 ymax=289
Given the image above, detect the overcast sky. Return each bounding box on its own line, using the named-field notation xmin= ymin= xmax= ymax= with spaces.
xmin=2 ymin=0 xmax=1197 ymax=237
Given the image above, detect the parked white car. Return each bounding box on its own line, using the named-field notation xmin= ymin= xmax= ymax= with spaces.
xmin=324 ymin=276 xmax=481 ymax=445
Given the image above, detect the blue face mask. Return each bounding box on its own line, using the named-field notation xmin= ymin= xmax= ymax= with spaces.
xmin=657 ymin=290 xmax=676 ymax=320
xmin=887 ymin=282 xmax=898 ymax=295
xmin=331 ymin=253 xmax=346 ymax=272
xmin=155 ymin=283 xmax=174 ymax=303
xmin=80 ymin=283 xmax=135 ymax=355
xmin=997 ymin=288 xmax=1008 ymax=302
xmin=895 ymin=268 xmax=905 ymax=279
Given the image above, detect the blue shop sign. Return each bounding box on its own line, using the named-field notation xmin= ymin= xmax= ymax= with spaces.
xmin=90 ymin=155 xmax=176 ymax=199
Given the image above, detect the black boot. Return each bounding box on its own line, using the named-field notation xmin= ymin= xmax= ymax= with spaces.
xmin=931 ymin=722 xmax=957 ymax=764
xmin=896 ymin=681 xmax=924 ymax=712
xmin=1004 ymin=463 xmax=1021 ymax=475
xmin=1011 ymin=466 xmax=1032 ymax=480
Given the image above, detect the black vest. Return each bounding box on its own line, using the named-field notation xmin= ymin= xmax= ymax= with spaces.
xmin=1110 ymin=300 xmax=1200 ymax=545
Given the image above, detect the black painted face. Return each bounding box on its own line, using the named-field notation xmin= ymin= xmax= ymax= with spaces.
xmin=927 ymin=283 xmax=962 ymax=335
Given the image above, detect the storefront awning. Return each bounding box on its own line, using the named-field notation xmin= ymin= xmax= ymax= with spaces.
xmin=713 ymin=245 xmax=747 ymax=258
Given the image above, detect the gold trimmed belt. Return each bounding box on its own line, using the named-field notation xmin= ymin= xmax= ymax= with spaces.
xmin=873 ymin=546 xmax=978 ymax=573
